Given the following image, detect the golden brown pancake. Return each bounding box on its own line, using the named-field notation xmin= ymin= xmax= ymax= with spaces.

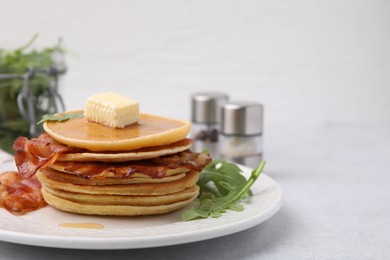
xmin=37 ymin=170 xmax=199 ymax=196
xmin=42 ymin=185 xmax=199 ymax=206
xmin=43 ymin=112 xmax=191 ymax=152
xmin=42 ymin=167 xmax=187 ymax=185
xmin=56 ymin=138 xmax=192 ymax=162
xmin=41 ymin=188 xmax=198 ymax=216
xmin=49 ymin=163 xmax=189 ymax=179
xmin=25 ymin=108 xmax=210 ymax=216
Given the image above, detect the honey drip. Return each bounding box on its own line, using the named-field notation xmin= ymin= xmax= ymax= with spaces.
xmin=58 ymin=223 xmax=104 ymax=229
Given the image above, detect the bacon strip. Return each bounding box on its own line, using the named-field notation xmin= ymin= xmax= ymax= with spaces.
xmin=6 ymin=133 xmax=211 ymax=215
xmin=13 ymin=133 xmax=83 ymax=178
xmin=61 ymin=150 xmax=212 ymax=179
xmin=0 ymin=171 xmax=46 ymax=215
xmin=13 ymin=133 xmax=211 ymax=180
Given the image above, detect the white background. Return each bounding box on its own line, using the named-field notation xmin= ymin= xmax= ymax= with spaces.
xmin=1 ymin=1 xmax=390 ymax=259
xmin=1 ymin=0 xmax=389 ymax=126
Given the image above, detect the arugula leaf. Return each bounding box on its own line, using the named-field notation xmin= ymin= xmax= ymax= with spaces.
xmin=197 ymin=159 xmax=249 ymax=196
xmin=181 ymin=160 xmax=266 ymax=221
xmin=37 ymin=111 xmax=84 ymax=125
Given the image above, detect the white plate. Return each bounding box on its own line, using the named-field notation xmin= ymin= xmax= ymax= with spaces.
xmin=0 ymin=164 xmax=282 ymax=249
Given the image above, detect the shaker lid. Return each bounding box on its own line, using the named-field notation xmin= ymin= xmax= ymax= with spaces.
xmin=191 ymin=92 xmax=229 ymax=124
xmin=220 ymin=101 xmax=263 ymax=135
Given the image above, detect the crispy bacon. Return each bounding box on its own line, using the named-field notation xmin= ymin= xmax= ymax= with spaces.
xmin=13 ymin=133 xmax=83 ymax=178
xmin=13 ymin=133 xmax=211 ymax=180
xmin=62 ymin=150 xmax=212 ymax=179
xmin=7 ymin=132 xmax=211 ymax=215
xmin=0 ymin=171 xmax=46 ymax=215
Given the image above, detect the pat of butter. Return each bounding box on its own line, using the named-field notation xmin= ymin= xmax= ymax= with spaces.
xmin=84 ymin=92 xmax=139 ymax=128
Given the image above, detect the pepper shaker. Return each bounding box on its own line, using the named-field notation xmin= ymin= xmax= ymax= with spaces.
xmin=190 ymin=92 xmax=229 ymax=156
xmin=219 ymin=101 xmax=263 ymax=168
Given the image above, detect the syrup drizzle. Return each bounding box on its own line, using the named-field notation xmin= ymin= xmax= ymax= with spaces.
xmin=58 ymin=223 xmax=104 ymax=229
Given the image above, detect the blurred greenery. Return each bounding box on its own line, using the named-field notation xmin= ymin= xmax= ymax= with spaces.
xmin=0 ymin=34 xmax=65 ymax=154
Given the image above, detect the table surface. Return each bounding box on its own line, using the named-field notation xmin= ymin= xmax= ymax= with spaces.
xmin=1 ymin=121 xmax=389 ymax=260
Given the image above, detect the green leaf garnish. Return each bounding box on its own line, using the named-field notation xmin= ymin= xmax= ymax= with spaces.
xmin=181 ymin=160 xmax=266 ymax=221
xmin=37 ymin=111 xmax=84 ymax=125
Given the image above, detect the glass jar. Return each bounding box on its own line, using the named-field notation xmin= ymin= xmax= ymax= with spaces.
xmin=0 ymin=63 xmax=66 ymax=153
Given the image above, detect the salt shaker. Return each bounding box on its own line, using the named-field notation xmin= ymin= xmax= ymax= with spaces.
xmin=219 ymin=101 xmax=263 ymax=168
xmin=190 ymin=92 xmax=229 ymax=156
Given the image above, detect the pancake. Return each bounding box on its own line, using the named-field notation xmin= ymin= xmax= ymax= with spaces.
xmin=37 ymin=170 xmax=200 ymax=196
xmin=42 ymin=167 xmax=187 ymax=185
xmin=43 ymin=112 xmax=191 ymax=152
xmin=42 ymin=185 xmax=199 ymax=206
xmin=13 ymin=100 xmax=212 ymax=216
xmin=41 ymin=188 xmax=198 ymax=216
xmin=56 ymin=138 xmax=192 ymax=162
xmin=49 ymin=163 xmax=189 ymax=179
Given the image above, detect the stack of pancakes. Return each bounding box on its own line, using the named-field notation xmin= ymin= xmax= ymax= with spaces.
xmin=32 ymin=112 xmax=210 ymax=216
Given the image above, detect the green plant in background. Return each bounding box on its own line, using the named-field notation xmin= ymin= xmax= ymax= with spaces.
xmin=0 ymin=34 xmax=66 ymax=154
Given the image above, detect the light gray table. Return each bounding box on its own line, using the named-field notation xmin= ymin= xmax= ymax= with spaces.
xmin=1 ymin=122 xmax=389 ymax=259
